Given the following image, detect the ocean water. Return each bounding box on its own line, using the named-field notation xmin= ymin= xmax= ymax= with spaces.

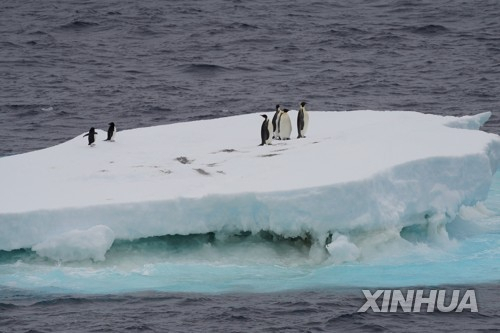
xmin=2 ymin=0 xmax=500 ymax=331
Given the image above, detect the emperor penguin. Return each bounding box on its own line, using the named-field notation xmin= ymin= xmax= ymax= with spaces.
xmin=259 ymin=114 xmax=272 ymax=146
xmin=272 ymin=104 xmax=282 ymax=139
xmin=297 ymin=101 xmax=309 ymax=138
xmin=105 ymin=122 xmax=116 ymax=141
xmin=83 ymin=127 xmax=97 ymax=146
xmin=279 ymin=109 xmax=292 ymax=140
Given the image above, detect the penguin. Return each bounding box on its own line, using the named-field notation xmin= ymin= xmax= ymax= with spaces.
xmin=266 ymin=114 xmax=273 ymax=144
xmin=272 ymin=104 xmax=282 ymax=139
xmin=297 ymin=101 xmax=309 ymax=138
xmin=105 ymin=122 xmax=116 ymax=141
xmin=259 ymin=114 xmax=271 ymax=146
xmin=83 ymin=127 xmax=97 ymax=146
xmin=279 ymin=109 xmax=292 ymax=140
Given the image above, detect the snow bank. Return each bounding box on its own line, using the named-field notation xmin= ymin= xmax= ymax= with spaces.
xmin=1 ymin=110 xmax=499 ymax=261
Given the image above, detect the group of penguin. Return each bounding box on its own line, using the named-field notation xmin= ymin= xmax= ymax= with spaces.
xmin=83 ymin=102 xmax=309 ymax=147
xmin=260 ymin=101 xmax=309 ymax=146
xmin=83 ymin=122 xmax=116 ymax=146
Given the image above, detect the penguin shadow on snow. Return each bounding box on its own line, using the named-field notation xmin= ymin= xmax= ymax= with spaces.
xmin=210 ymin=148 xmax=247 ymax=158
xmin=176 ymin=156 xmax=193 ymax=165
xmin=131 ymin=164 xmax=172 ymax=175
xmin=175 ymin=156 xmax=226 ymax=176
xmin=217 ymin=149 xmax=239 ymax=153
xmin=195 ymin=162 xmax=227 ymax=175
xmin=207 ymin=149 xmax=252 ymax=175
xmin=194 ymin=168 xmax=210 ymax=176
xmin=206 ymin=163 xmax=225 ymax=173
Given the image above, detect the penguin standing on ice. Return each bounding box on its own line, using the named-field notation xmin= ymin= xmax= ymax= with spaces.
xmin=297 ymin=101 xmax=309 ymax=138
xmin=259 ymin=114 xmax=272 ymax=146
xmin=272 ymin=104 xmax=282 ymax=139
xmin=83 ymin=127 xmax=97 ymax=146
xmin=105 ymin=122 xmax=116 ymax=141
xmin=279 ymin=109 xmax=292 ymax=140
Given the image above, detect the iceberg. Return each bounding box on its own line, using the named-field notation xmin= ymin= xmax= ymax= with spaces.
xmin=1 ymin=110 xmax=499 ymax=263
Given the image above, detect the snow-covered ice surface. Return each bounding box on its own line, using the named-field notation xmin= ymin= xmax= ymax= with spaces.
xmin=1 ymin=110 xmax=500 ymax=293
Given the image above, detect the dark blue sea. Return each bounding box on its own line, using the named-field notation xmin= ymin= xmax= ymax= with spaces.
xmin=1 ymin=0 xmax=500 ymax=331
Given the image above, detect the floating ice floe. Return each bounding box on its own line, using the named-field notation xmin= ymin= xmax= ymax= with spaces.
xmin=0 ymin=110 xmax=499 ymax=262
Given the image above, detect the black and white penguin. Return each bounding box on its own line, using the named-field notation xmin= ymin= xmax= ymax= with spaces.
xmin=297 ymin=101 xmax=309 ymax=138
xmin=83 ymin=127 xmax=97 ymax=146
xmin=272 ymin=104 xmax=281 ymax=139
xmin=259 ymin=114 xmax=272 ymax=146
xmin=105 ymin=122 xmax=116 ymax=141
xmin=279 ymin=109 xmax=292 ymax=140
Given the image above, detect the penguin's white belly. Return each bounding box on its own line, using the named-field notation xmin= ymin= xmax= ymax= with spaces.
xmin=274 ymin=112 xmax=282 ymax=138
xmin=302 ymin=112 xmax=309 ymax=136
xmin=266 ymin=120 xmax=273 ymax=144
xmin=280 ymin=114 xmax=292 ymax=139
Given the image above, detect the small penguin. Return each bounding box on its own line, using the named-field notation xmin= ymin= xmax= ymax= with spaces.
xmin=272 ymin=104 xmax=282 ymax=139
xmin=297 ymin=101 xmax=309 ymax=138
xmin=259 ymin=114 xmax=272 ymax=146
xmin=279 ymin=109 xmax=292 ymax=140
xmin=83 ymin=127 xmax=97 ymax=146
xmin=105 ymin=122 xmax=116 ymax=141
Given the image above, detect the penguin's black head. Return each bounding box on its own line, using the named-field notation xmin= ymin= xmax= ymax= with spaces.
xmin=261 ymin=114 xmax=268 ymax=119
xmin=283 ymin=108 xmax=289 ymax=112
xmin=276 ymin=104 xmax=280 ymax=109
xmin=109 ymin=122 xmax=115 ymax=126
xmin=90 ymin=127 xmax=95 ymax=132
xmin=300 ymin=102 xmax=306 ymax=107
